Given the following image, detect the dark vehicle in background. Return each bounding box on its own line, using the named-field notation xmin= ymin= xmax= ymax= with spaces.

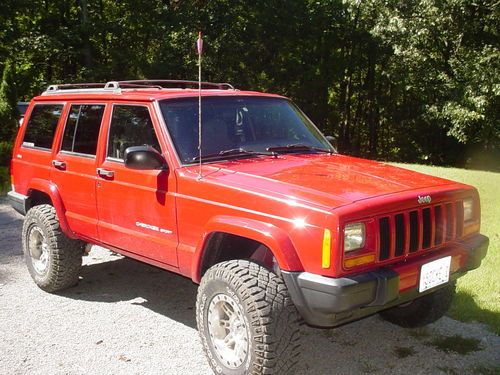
xmin=17 ymin=102 xmax=29 ymax=125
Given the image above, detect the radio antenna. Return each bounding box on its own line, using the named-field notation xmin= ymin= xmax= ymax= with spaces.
xmin=197 ymin=32 xmax=203 ymax=180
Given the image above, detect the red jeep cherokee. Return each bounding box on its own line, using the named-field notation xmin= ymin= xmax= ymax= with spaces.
xmin=8 ymin=80 xmax=488 ymax=375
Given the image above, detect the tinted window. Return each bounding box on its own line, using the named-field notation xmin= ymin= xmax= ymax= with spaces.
xmin=22 ymin=104 xmax=63 ymax=149
xmin=107 ymin=105 xmax=160 ymax=160
xmin=61 ymin=104 xmax=105 ymax=155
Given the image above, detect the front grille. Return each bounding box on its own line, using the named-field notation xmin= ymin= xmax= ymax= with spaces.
xmin=377 ymin=200 xmax=464 ymax=262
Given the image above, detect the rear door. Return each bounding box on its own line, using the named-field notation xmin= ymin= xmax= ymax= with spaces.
xmin=50 ymin=103 xmax=106 ymax=239
xmin=13 ymin=103 xmax=64 ymax=194
xmin=95 ymin=103 xmax=178 ymax=265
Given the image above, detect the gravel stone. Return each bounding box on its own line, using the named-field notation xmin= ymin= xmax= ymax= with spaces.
xmin=0 ymin=199 xmax=498 ymax=374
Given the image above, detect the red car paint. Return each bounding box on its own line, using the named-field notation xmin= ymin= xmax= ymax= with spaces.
xmin=10 ymin=87 xmax=482 ymax=294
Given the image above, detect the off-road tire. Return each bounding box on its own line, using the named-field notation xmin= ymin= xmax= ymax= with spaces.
xmin=379 ymin=283 xmax=456 ymax=328
xmin=196 ymin=260 xmax=301 ymax=375
xmin=22 ymin=204 xmax=83 ymax=292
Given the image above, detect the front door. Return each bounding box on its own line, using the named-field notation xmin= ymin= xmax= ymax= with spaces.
xmin=95 ymin=103 xmax=178 ymax=266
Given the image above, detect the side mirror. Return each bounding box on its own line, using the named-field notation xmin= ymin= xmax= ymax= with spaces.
xmin=325 ymin=135 xmax=337 ymax=148
xmin=124 ymin=145 xmax=167 ymax=170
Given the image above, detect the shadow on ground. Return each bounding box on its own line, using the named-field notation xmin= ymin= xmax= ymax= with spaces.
xmin=450 ymin=291 xmax=500 ymax=335
xmin=0 ymin=200 xmax=24 ymax=284
xmin=62 ymin=255 xmax=199 ymax=329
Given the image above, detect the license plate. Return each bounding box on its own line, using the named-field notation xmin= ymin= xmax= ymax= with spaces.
xmin=419 ymin=256 xmax=451 ymax=292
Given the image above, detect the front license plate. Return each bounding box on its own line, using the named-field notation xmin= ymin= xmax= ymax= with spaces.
xmin=419 ymin=256 xmax=451 ymax=292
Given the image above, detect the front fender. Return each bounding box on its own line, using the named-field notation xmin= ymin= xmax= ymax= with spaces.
xmin=191 ymin=215 xmax=304 ymax=282
xmin=27 ymin=178 xmax=77 ymax=239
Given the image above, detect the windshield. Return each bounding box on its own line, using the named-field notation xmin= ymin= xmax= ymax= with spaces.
xmin=159 ymin=96 xmax=333 ymax=164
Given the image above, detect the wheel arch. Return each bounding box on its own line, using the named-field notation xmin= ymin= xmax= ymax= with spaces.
xmin=192 ymin=215 xmax=303 ymax=283
xmin=25 ymin=178 xmax=76 ymax=239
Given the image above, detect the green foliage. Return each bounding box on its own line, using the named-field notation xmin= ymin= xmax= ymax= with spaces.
xmin=1 ymin=0 xmax=498 ymax=169
xmin=0 ymin=141 xmax=13 ymax=166
xmin=0 ymin=60 xmax=18 ymax=142
xmin=0 ymin=166 xmax=9 ymax=194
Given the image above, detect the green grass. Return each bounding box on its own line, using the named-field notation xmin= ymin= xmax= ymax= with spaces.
xmin=0 ymin=166 xmax=9 ymax=195
xmin=408 ymin=327 xmax=432 ymax=339
xmin=437 ymin=366 xmax=460 ymax=375
xmin=394 ymin=346 xmax=416 ymax=358
xmin=474 ymin=365 xmax=500 ymax=375
xmin=430 ymin=335 xmax=482 ymax=355
xmin=394 ymin=163 xmax=500 ymax=334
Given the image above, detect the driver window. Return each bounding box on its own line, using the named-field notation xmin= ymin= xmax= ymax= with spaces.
xmin=107 ymin=105 xmax=161 ymax=160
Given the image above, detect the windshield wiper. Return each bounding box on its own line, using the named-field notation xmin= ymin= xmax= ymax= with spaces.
xmin=191 ymin=148 xmax=276 ymax=162
xmin=266 ymin=144 xmax=334 ymax=154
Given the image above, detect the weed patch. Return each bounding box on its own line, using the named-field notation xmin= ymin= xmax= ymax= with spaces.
xmin=474 ymin=365 xmax=500 ymax=375
xmin=394 ymin=346 xmax=415 ymax=358
xmin=0 ymin=167 xmax=9 ymax=195
xmin=408 ymin=327 xmax=431 ymax=339
xmin=430 ymin=335 xmax=481 ymax=355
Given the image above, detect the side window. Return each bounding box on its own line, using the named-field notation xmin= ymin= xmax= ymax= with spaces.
xmin=61 ymin=104 xmax=105 ymax=156
xmin=22 ymin=104 xmax=63 ymax=149
xmin=107 ymin=105 xmax=161 ymax=160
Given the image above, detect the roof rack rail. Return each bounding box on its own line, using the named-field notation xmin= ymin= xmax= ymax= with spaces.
xmin=42 ymin=79 xmax=235 ymax=95
xmin=118 ymin=80 xmax=235 ymax=90
xmin=43 ymin=82 xmax=121 ymax=95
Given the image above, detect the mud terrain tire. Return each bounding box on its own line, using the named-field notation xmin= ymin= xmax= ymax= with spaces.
xmin=22 ymin=204 xmax=83 ymax=292
xmin=196 ymin=260 xmax=301 ymax=375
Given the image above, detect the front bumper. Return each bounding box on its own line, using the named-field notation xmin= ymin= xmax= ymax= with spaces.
xmin=282 ymin=234 xmax=489 ymax=327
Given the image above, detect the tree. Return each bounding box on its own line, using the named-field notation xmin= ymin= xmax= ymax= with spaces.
xmin=0 ymin=0 xmax=498 ymax=170
xmin=0 ymin=60 xmax=18 ymax=142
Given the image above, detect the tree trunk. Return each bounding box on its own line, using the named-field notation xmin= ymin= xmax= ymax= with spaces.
xmin=80 ymin=0 xmax=92 ymax=69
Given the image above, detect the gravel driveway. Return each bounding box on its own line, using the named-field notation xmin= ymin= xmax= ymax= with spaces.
xmin=0 ymin=199 xmax=498 ymax=375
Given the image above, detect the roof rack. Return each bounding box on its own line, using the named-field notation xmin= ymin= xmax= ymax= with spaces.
xmin=42 ymin=79 xmax=235 ymax=95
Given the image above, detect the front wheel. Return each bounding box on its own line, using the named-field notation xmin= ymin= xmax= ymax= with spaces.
xmin=379 ymin=283 xmax=456 ymax=328
xmin=196 ymin=260 xmax=301 ymax=375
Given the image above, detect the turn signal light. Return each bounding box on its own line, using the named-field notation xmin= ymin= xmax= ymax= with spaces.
xmin=322 ymin=229 xmax=331 ymax=269
xmin=344 ymin=253 xmax=375 ymax=268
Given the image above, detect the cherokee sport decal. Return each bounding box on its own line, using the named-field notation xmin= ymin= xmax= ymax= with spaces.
xmin=135 ymin=221 xmax=173 ymax=234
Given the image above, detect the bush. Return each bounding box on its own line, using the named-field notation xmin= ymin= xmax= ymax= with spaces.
xmin=0 ymin=141 xmax=12 ymax=167
xmin=0 ymin=61 xmax=18 ymax=143
xmin=0 ymin=166 xmax=9 ymax=194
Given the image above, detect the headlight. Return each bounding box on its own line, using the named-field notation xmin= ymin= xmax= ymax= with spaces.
xmin=344 ymin=222 xmax=365 ymax=252
xmin=463 ymin=198 xmax=474 ymax=222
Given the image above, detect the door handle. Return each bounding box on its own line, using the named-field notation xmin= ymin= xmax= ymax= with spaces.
xmin=97 ymin=168 xmax=114 ymax=178
xmin=52 ymin=160 xmax=66 ymax=170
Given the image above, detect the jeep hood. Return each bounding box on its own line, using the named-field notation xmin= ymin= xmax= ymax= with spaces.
xmin=201 ymin=154 xmax=455 ymax=209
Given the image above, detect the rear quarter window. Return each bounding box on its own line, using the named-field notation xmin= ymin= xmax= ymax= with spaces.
xmin=22 ymin=104 xmax=64 ymax=150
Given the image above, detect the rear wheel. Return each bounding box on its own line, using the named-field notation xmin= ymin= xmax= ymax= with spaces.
xmin=22 ymin=204 xmax=83 ymax=292
xmin=380 ymin=283 xmax=455 ymax=328
xmin=196 ymin=260 xmax=301 ymax=375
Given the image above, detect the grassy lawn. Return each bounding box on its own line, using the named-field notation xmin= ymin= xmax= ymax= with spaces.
xmin=394 ymin=163 xmax=499 ymax=334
